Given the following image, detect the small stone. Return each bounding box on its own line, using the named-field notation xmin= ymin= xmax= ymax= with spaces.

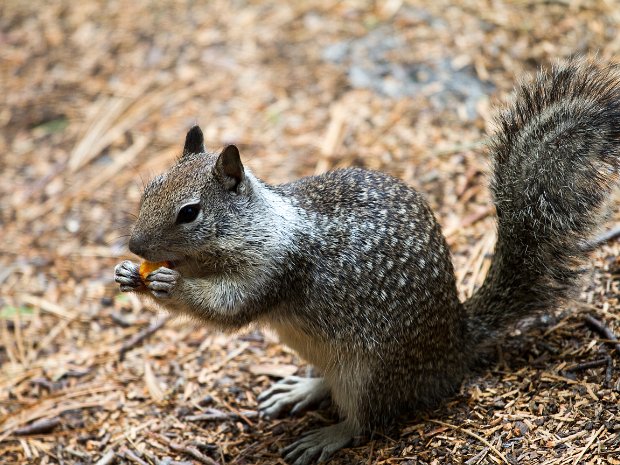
xmin=198 ymin=395 xmax=214 ymax=407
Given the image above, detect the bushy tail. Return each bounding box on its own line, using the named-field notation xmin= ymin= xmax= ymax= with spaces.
xmin=466 ymin=60 xmax=620 ymax=344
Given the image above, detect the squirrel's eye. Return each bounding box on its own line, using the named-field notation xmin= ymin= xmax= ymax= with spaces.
xmin=176 ymin=204 xmax=200 ymax=224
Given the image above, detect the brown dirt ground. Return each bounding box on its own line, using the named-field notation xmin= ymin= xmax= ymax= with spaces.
xmin=2 ymin=1 xmax=620 ymax=464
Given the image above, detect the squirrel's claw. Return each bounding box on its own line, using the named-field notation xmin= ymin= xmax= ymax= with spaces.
xmin=258 ymin=376 xmax=329 ymax=418
xmin=114 ymin=260 xmax=143 ymax=291
xmin=282 ymin=421 xmax=357 ymax=465
xmin=145 ymin=267 xmax=180 ymax=299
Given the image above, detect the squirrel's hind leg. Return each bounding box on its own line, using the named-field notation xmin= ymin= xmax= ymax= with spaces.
xmin=258 ymin=376 xmax=329 ymax=418
xmin=282 ymin=418 xmax=360 ymax=465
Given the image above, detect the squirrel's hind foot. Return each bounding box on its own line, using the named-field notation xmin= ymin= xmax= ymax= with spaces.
xmin=258 ymin=376 xmax=329 ymax=418
xmin=282 ymin=420 xmax=359 ymax=465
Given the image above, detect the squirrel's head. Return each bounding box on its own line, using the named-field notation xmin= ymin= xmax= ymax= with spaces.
xmin=128 ymin=125 xmax=254 ymax=265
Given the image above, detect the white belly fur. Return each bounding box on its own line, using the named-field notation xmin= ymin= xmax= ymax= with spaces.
xmin=270 ymin=321 xmax=333 ymax=370
xmin=268 ymin=321 xmax=368 ymax=424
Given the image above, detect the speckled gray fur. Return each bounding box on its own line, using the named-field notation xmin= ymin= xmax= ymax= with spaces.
xmin=115 ymin=61 xmax=620 ymax=464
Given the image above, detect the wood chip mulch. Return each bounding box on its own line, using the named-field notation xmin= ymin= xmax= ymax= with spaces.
xmin=2 ymin=1 xmax=620 ymax=464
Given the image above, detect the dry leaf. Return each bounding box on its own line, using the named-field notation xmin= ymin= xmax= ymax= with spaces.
xmin=144 ymin=361 xmax=166 ymax=402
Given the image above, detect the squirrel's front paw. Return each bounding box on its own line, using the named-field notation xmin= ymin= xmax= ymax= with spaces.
xmin=114 ymin=260 xmax=144 ymax=292
xmin=144 ymin=267 xmax=180 ymax=299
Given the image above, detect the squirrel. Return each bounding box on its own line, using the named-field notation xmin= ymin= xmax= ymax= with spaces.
xmin=114 ymin=60 xmax=620 ymax=465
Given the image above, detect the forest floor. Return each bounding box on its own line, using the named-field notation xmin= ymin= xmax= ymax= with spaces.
xmin=2 ymin=1 xmax=620 ymax=464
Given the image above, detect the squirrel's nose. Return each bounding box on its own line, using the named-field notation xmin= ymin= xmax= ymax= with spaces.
xmin=128 ymin=235 xmax=147 ymax=257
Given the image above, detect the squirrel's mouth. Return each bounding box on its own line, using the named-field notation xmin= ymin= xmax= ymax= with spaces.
xmin=168 ymin=259 xmax=191 ymax=269
xmin=137 ymin=252 xmax=184 ymax=267
xmin=165 ymin=259 xmax=184 ymax=269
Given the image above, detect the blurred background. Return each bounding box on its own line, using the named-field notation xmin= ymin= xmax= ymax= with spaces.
xmin=2 ymin=1 xmax=620 ymax=464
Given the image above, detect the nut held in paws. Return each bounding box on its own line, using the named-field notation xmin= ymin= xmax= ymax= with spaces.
xmin=139 ymin=261 xmax=171 ymax=282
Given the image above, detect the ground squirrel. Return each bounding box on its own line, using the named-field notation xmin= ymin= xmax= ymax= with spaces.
xmin=114 ymin=61 xmax=620 ymax=464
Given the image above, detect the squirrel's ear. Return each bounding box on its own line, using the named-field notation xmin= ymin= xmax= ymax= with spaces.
xmin=215 ymin=145 xmax=244 ymax=191
xmin=183 ymin=125 xmax=205 ymax=156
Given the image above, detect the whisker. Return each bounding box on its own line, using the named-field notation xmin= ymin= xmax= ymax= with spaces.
xmin=103 ymin=234 xmax=132 ymax=247
xmin=122 ymin=210 xmax=138 ymax=220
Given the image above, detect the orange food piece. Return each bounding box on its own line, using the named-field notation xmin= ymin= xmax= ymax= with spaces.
xmin=139 ymin=261 xmax=172 ymax=281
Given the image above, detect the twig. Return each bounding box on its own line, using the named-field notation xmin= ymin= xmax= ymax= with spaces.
xmin=119 ymin=315 xmax=169 ymax=361
xmin=564 ymin=358 xmax=609 ymax=372
xmin=589 ymin=225 xmax=620 ymax=248
xmin=431 ymin=138 xmax=489 ymax=158
xmin=445 ymin=205 xmax=494 ymax=238
xmin=14 ymin=417 xmax=60 ymax=435
xmin=185 ymin=408 xmax=258 ymax=422
xmin=572 ymin=425 xmax=604 ymax=465
xmin=366 ymin=439 xmax=375 ymax=465
xmin=220 ymin=400 xmax=255 ymax=427
xmin=120 ymin=448 xmax=149 ymax=465
xmin=168 ymin=442 xmax=220 ymax=465
xmin=94 ymin=450 xmax=116 ymax=465
xmin=110 ymin=418 xmax=158 ymax=445
xmin=20 ymin=294 xmax=81 ymax=320
xmin=31 ymin=377 xmax=57 ymax=392
xmin=110 ymin=312 xmax=132 ymax=328
xmin=565 ymin=355 xmax=615 ymax=388
xmin=584 ymin=315 xmax=620 ymax=355
xmin=429 ymin=420 xmax=508 ymax=464
xmin=605 ymin=355 xmax=613 ymax=386
xmin=552 ymin=430 xmax=587 ymax=446
xmin=465 ymin=447 xmax=489 ymax=465
xmin=151 ymin=433 xmax=220 ymax=465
